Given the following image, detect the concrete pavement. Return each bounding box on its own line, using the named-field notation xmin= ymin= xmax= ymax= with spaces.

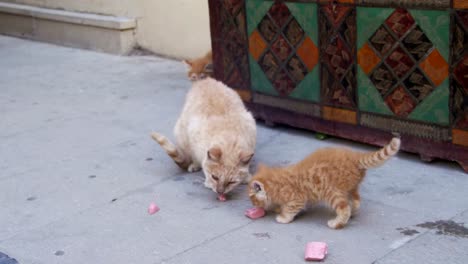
xmin=1 ymin=36 xmax=468 ymax=264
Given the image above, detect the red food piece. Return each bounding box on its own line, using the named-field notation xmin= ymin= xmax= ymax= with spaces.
xmin=217 ymin=194 xmax=227 ymax=202
xmin=305 ymin=242 xmax=328 ymax=261
xmin=148 ymin=203 xmax=160 ymax=215
xmin=245 ymin=207 xmax=266 ymax=219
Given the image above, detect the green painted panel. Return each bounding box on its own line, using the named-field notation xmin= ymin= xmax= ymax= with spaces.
xmin=357 ymin=7 xmax=394 ymax=49
xmin=249 ymin=54 xmax=278 ymax=96
xmin=289 ymin=66 xmax=320 ymax=102
xmin=286 ymin=2 xmax=318 ymax=43
xmin=410 ymin=10 xmax=450 ymax=61
xmin=357 ymin=67 xmax=393 ymax=115
xmin=246 ymin=0 xmax=274 ymax=36
xmin=409 ymin=78 xmax=449 ymax=125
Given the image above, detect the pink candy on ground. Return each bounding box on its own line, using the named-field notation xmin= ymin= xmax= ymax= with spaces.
xmin=245 ymin=207 xmax=265 ymax=219
xmin=147 ymin=202 xmax=160 ymax=215
xmin=305 ymin=242 xmax=328 ymax=261
xmin=217 ymin=194 xmax=227 ymax=202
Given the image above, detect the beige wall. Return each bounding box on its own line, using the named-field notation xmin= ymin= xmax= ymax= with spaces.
xmin=137 ymin=1 xmax=211 ymax=59
xmin=2 ymin=0 xmax=212 ymax=59
xmin=1 ymin=0 xmax=134 ymax=16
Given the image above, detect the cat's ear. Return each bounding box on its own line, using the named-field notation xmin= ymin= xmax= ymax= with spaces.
xmin=182 ymin=60 xmax=193 ymax=69
xmin=207 ymin=147 xmax=222 ymax=161
xmin=251 ymin=180 xmax=264 ymax=193
xmin=203 ymin=63 xmax=213 ymax=73
xmin=239 ymin=152 xmax=254 ymax=165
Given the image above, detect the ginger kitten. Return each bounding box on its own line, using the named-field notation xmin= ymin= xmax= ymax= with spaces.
xmin=151 ymin=78 xmax=256 ymax=196
xmin=248 ymin=138 xmax=400 ymax=229
xmin=183 ymin=50 xmax=213 ymax=81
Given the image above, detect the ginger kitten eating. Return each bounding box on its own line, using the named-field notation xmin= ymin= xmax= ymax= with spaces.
xmin=183 ymin=50 xmax=213 ymax=81
xmin=151 ymin=78 xmax=256 ymax=197
xmin=248 ymin=138 xmax=400 ymax=229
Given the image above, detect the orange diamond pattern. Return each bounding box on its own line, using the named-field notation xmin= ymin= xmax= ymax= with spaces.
xmin=358 ymin=42 xmax=380 ymax=74
xmin=297 ymin=37 xmax=318 ymax=71
xmin=454 ymin=0 xmax=468 ymax=9
xmin=249 ymin=30 xmax=267 ymax=61
xmin=419 ymin=49 xmax=449 ymax=86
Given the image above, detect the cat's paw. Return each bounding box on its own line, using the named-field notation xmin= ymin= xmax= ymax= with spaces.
xmin=350 ymin=200 xmax=360 ymax=217
xmin=187 ymin=164 xmax=201 ymax=172
xmin=276 ymin=214 xmax=293 ymax=224
xmin=351 ymin=200 xmax=361 ymax=212
xmin=327 ymin=219 xmax=345 ymax=229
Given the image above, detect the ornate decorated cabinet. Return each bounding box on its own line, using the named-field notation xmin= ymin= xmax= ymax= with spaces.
xmin=208 ymin=0 xmax=468 ymax=172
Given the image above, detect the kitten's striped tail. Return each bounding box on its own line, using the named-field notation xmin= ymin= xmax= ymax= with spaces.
xmin=150 ymin=132 xmax=189 ymax=170
xmin=358 ymin=137 xmax=400 ymax=169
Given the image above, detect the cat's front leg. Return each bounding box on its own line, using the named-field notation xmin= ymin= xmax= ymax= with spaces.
xmin=203 ymin=176 xmax=213 ymax=189
xmin=187 ymin=163 xmax=201 ymax=172
xmin=350 ymin=188 xmax=361 ymax=216
xmin=275 ymin=201 xmax=305 ymax=224
xmin=327 ymin=198 xmax=351 ymax=229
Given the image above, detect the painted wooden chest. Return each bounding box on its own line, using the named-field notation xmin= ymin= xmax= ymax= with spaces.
xmin=208 ymin=0 xmax=468 ymax=172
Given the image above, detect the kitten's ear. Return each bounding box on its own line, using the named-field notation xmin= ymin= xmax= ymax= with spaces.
xmin=182 ymin=60 xmax=193 ymax=69
xmin=239 ymin=152 xmax=254 ymax=165
xmin=251 ymin=180 xmax=264 ymax=193
xmin=203 ymin=63 xmax=213 ymax=73
xmin=207 ymin=147 xmax=222 ymax=161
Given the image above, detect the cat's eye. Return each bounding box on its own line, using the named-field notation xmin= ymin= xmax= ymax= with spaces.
xmin=212 ymin=175 xmax=219 ymax=181
xmin=228 ymin=181 xmax=236 ymax=185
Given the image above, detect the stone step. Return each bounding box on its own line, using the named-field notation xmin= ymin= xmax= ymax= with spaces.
xmin=0 ymin=2 xmax=136 ymax=54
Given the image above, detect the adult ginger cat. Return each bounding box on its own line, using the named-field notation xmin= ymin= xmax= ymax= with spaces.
xmin=249 ymin=137 xmax=400 ymax=229
xmin=183 ymin=50 xmax=213 ymax=81
xmin=151 ymin=78 xmax=256 ymax=196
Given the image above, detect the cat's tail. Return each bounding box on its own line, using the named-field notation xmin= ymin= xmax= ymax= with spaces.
xmin=150 ymin=132 xmax=190 ymax=170
xmin=358 ymin=137 xmax=400 ymax=169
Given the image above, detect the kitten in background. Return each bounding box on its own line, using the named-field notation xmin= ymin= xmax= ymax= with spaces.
xmin=151 ymin=78 xmax=256 ymax=197
xmin=183 ymin=50 xmax=213 ymax=81
xmin=248 ymin=138 xmax=400 ymax=229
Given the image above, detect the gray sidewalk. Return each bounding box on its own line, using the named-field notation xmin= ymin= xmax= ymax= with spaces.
xmin=1 ymin=36 xmax=467 ymax=264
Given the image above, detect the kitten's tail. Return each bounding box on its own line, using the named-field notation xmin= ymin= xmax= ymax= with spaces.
xmin=358 ymin=137 xmax=400 ymax=169
xmin=150 ymin=132 xmax=190 ymax=170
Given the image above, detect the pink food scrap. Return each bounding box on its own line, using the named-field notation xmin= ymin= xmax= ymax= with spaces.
xmin=245 ymin=207 xmax=265 ymax=219
xmin=148 ymin=202 xmax=160 ymax=215
xmin=217 ymin=194 xmax=227 ymax=202
xmin=305 ymin=242 xmax=328 ymax=261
